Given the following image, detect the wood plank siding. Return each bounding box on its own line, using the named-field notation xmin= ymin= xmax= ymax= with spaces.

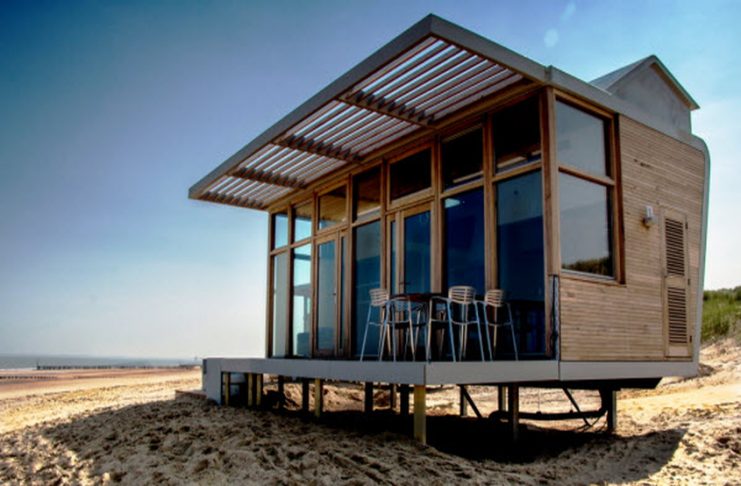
xmin=560 ymin=116 xmax=705 ymax=361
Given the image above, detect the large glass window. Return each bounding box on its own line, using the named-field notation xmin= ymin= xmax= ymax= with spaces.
xmin=390 ymin=149 xmax=431 ymax=200
xmin=492 ymin=97 xmax=541 ymax=173
xmin=441 ymin=129 xmax=482 ymax=190
xmin=319 ymin=186 xmax=347 ymax=230
xmin=354 ymin=167 xmax=381 ymax=220
xmin=497 ymin=171 xmax=545 ymax=355
xmin=316 ymin=241 xmax=336 ymax=354
xmin=444 ymin=189 xmax=485 ymax=293
xmin=272 ymin=211 xmax=288 ymax=249
xmin=292 ymin=244 xmax=312 ymax=357
xmin=403 ymin=211 xmax=431 ymax=294
xmin=271 ymin=252 xmax=289 ymax=357
xmin=556 ymin=101 xmax=608 ymax=177
xmin=293 ymin=202 xmax=312 ymax=242
xmin=353 ymin=221 xmax=381 ymax=356
xmin=559 ymin=174 xmax=613 ymax=276
xmin=556 ymin=100 xmax=614 ymax=278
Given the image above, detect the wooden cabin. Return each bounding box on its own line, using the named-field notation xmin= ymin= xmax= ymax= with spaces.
xmin=191 ymin=15 xmax=709 ymax=442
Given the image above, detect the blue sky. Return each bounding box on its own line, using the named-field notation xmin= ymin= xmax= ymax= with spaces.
xmin=1 ymin=1 xmax=739 ymax=358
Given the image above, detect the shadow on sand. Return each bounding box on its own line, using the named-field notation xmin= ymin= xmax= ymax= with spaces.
xmin=24 ymin=394 xmax=684 ymax=483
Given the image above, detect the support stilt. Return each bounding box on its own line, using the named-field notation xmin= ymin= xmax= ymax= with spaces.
xmin=314 ymin=379 xmax=323 ymax=418
xmin=223 ymin=372 xmax=231 ymax=407
xmin=413 ymin=385 xmax=427 ymax=444
xmin=389 ymin=384 xmax=397 ymax=411
xmin=508 ymin=385 xmax=519 ymax=442
xmin=399 ymin=384 xmax=410 ymax=416
xmin=255 ymin=374 xmax=263 ymax=407
xmin=301 ymin=379 xmax=310 ymax=413
xmin=601 ymin=388 xmax=617 ymax=433
xmin=498 ymin=385 xmax=507 ymax=413
xmin=277 ymin=376 xmax=285 ymax=409
xmin=459 ymin=386 xmax=468 ymax=417
xmin=247 ymin=373 xmax=254 ymax=407
xmin=364 ymin=382 xmax=373 ymax=414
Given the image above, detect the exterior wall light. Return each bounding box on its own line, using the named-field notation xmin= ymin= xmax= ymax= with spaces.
xmin=643 ymin=205 xmax=656 ymax=228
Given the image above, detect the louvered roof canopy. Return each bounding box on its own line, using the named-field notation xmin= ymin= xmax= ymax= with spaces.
xmin=190 ymin=15 xmax=549 ymax=210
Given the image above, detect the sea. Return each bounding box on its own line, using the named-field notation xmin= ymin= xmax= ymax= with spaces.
xmin=0 ymin=354 xmax=201 ymax=370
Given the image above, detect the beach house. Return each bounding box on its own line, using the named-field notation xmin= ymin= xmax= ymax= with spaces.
xmin=190 ymin=15 xmax=709 ymax=443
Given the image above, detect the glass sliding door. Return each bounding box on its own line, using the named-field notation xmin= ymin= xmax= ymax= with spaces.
xmin=316 ymin=239 xmax=337 ymax=355
xmin=496 ymin=171 xmax=545 ymax=355
xmin=292 ymin=244 xmax=312 ymax=357
xmin=402 ymin=210 xmax=431 ymax=294
xmin=443 ymin=188 xmax=485 ymax=293
xmin=353 ymin=221 xmax=381 ymax=356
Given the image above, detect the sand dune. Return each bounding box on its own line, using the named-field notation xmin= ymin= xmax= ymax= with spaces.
xmin=0 ymin=341 xmax=738 ymax=484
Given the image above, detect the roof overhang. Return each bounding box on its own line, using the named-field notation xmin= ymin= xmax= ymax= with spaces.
xmin=189 ymin=14 xmax=546 ymax=210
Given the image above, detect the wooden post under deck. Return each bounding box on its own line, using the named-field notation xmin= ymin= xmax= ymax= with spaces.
xmin=314 ymin=378 xmax=324 ymax=418
xmin=255 ymin=374 xmax=263 ymax=407
xmin=413 ymin=385 xmax=426 ymax=444
xmin=399 ymin=384 xmax=410 ymax=416
xmin=301 ymin=379 xmax=310 ymax=413
xmin=508 ymin=385 xmax=519 ymax=442
xmin=459 ymin=386 xmax=468 ymax=417
xmin=364 ymin=382 xmax=374 ymax=413
xmin=223 ymin=372 xmax=231 ymax=407
xmin=601 ymin=388 xmax=618 ymax=433
xmin=389 ymin=384 xmax=397 ymax=411
xmin=277 ymin=376 xmax=285 ymax=409
xmin=498 ymin=385 xmax=507 ymax=413
xmin=247 ymin=373 xmax=254 ymax=407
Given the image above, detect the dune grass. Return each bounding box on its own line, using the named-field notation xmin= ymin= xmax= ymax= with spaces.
xmin=702 ymin=286 xmax=741 ymax=342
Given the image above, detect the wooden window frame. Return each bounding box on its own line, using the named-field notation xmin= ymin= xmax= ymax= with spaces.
xmin=554 ymin=93 xmax=624 ymax=284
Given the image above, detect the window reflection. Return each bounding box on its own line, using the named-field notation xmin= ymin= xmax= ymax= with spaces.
xmin=556 ymin=101 xmax=608 ymax=177
xmin=441 ymin=129 xmax=482 ymax=190
xmin=292 ymin=244 xmax=312 ymax=357
xmin=497 ymin=171 xmax=545 ymax=355
xmin=493 ymin=97 xmax=541 ymax=173
xmin=403 ymin=211 xmax=431 ymax=294
xmin=559 ymin=173 xmax=613 ymax=276
xmin=319 ymin=186 xmax=347 ymax=229
xmin=390 ymin=149 xmax=431 ymax=200
xmin=444 ymin=189 xmax=485 ymax=293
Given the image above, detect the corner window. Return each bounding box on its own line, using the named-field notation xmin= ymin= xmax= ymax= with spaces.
xmin=556 ymin=100 xmax=615 ymax=278
xmin=390 ymin=149 xmax=431 ymax=200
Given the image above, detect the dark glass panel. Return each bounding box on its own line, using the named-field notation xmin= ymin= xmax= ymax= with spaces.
xmin=444 ymin=189 xmax=485 ymax=293
xmin=497 ymin=171 xmax=545 ymax=355
xmin=441 ymin=129 xmax=483 ymax=190
xmin=272 ymin=211 xmax=288 ymax=249
xmin=556 ymin=101 xmax=608 ymax=177
xmin=339 ymin=236 xmax=346 ymax=351
xmin=492 ymin=97 xmax=541 ymax=173
xmin=354 ymin=167 xmax=381 ymax=220
xmin=293 ymin=202 xmax=312 ymax=242
xmin=390 ymin=149 xmax=431 ymax=200
xmin=271 ymin=252 xmax=288 ymax=357
xmin=292 ymin=244 xmax=312 ymax=357
xmin=353 ymin=221 xmax=381 ymax=356
xmin=403 ymin=211 xmax=431 ymax=294
xmin=316 ymin=241 xmax=336 ymax=354
xmin=559 ymin=173 xmax=613 ymax=276
xmin=390 ymin=220 xmax=396 ymax=293
xmin=319 ymin=186 xmax=347 ymax=229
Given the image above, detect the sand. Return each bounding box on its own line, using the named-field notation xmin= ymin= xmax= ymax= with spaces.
xmin=0 ymin=341 xmax=738 ymax=485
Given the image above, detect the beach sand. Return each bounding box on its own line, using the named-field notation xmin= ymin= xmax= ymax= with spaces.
xmin=0 ymin=340 xmax=738 ymax=485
